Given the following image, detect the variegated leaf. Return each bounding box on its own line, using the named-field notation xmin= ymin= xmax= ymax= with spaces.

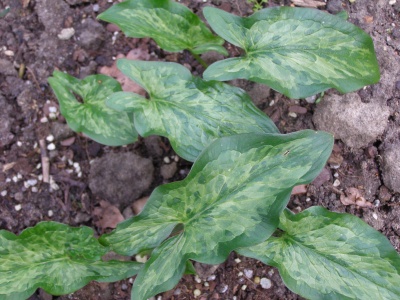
xmin=48 ymin=71 xmax=137 ymax=146
xmin=0 ymin=222 xmax=142 ymax=300
xmin=106 ymin=60 xmax=278 ymax=162
xmin=99 ymin=130 xmax=333 ymax=299
xmin=203 ymin=7 xmax=380 ymax=99
xmin=98 ymin=0 xmax=227 ymax=55
xmin=238 ymin=207 xmax=400 ymax=300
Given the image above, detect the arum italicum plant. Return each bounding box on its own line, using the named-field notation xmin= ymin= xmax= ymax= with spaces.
xmin=1 ymin=1 xmax=399 ymax=299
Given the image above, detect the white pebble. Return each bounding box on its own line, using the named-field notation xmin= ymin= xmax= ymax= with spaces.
xmin=15 ymin=204 xmax=22 ymax=211
xmin=156 ymin=297 xmax=162 ymax=300
xmin=1 ymin=190 xmax=7 ymax=197
xmin=6 ymin=178 xmax=11 ymax=183
xmin=194 ymin=275 xmax=201 ymax=283
xmin=46 ymin=135 xmax=55 ymax=142
xmin=17 ymin=173 xmax=22 ymax=179
xmin=207 ymin=275 xmax=216 ymax=281
xmin=49 ymin=106 xmax=57 ymax=113
xmin=38 ymin=175 xmax=43 ymax=181
xmin=40 ymin=117 xmax=49 ymax=123
xmin=237 ymin=271 xmax=243 ymax=277
xmin=12 ymin=176 xmax=18 ymax=183
xmin=372 ymin=212 xmax=378 ymax=220
xmin=288 ymin=112 xmax=297 ymax=118
xmin=128 ymin=278 xmax=133 ymax=284
xmin=269 ymin=100 xmax=275 ymax=106
xmin=260 ymin=277 xmax=272 ymax=289
xmin=36 ymin=163 xmax=41 ymax=169
xmin=203 ymin=282 xmax=209 ymax=287
xmin=135 ymin=254 xmax=148 ymax=263
xmin=174 ymin=155 xmax=179 ymax=162
xmin=4 ymin=50 xmax=14 ymax=56
xmin=31 ymin=187 xmax=38 ymax=193
xmin=163 ymin=156 xmax=171 ymax=164
xmin=27 ymin=179 xmax=38 ymax=186
xmin=77 ymin=171 xmax=82 ymax=178
xmin=333 ymin=179 xmax=340 ymax=187
xmin=58 ymin=28 xmax=75 ymax=40
xmin=334 ymin=172 xmax=339 ymax=178
xmin=234 ymin=258 xmax=241 ymax=263
xmin=241 ymin=285 xmax=247 ymax=291
xmin=17 ymin=141 xmax=22 ymax=147
xmin=47 ymin=143 xmax=56 ymax=151
xmin=48 ymin=210 xmax=54 ymax=217
xmin=49 ymin=112 xmax=57 ymax=119
xmin=244 ymin=269 xmax=254 ymax=278
xmin=93 ymin=3 xmax=100 ymax=12
xmin=193 ymin=289 xmax=201 ymax=297
xmin=389 ymin=0 xmax=396 ymax=5
xmin=306 ymin=197 xmax=311 ymax=202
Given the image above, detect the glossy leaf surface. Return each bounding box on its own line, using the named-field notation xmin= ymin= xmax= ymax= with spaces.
xmin=0 ymin=222 xmax=142 ymax=300
xmin=203 ymin=7 xmax=380 ymax=99
xmin=100 ymin=130 xmax=333 ymax=299
xmin=238 ymin=207 xmax=400 ymax=300
xmin=98 ymin=0 xmax=227 ymax=55
xmin=48 ymin=71 xmax=137 ymax=146
xmin=106 ymin=60 xmax=279 ymax=162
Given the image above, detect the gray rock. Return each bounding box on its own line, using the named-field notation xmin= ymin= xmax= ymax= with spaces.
xmin=0 ymin=94 xmax=14 ymax=147
xmin=313 ymin=93 xmax=390 ymax=149
xmin=160 ymin=162 xmax=177 ymax=180
xmin=36 ymin=0 xmax=70 ymax=34
xmin=327 ymin=0 xmax=343 ymax=14
xmin=382 ymin=143 xmax=400 ymax=193
xmin=51 ymin=122 xmax=74 ymax=141
xmin=0 ymin=59 xmax=17 ymax=76
xmin=89 ymin=152 xmax=154 ymax=208
xmin=77 ymin=18 xmax=105 ymax=51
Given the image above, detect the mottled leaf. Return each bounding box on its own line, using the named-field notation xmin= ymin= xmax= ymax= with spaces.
xmin=100 ymin=130 xmax=333 ymax=299
xmin=203 ymin=7 xmax=380 ymax=99
xmin=0 ymin=222 xmax=142 ymax=300
xmin=106 ymin=60 xmax=278 ymax=162
xmin=48 ymin=71 xmax=137 ymax=146
xmin=238 ymin=207 xmax=400 ymax=300
xmin=98 ymin=0 xmax=227 ymax=55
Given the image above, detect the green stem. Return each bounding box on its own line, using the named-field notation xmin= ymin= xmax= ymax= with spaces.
xmin=189 ymin=51 xmax=209 ymax=69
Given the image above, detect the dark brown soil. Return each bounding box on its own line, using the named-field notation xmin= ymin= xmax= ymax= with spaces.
xmin=0 ymin=0 xmax=399 ymax=299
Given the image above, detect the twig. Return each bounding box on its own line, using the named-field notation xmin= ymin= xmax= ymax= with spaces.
xmin=39 ymin=139 xmax=50 ymax=183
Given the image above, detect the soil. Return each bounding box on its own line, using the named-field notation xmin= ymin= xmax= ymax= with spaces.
xmin=0 ymin=0 xmax=399 ymax=299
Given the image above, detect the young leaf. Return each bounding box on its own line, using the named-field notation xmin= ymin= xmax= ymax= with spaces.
xmin=0 ymin=222 xmax=142 ymax=300
xmin=100 ymin=130 xmax=333 ymax=299
xmin=48 ymin=71 xmax=137 ymax=146
xmin=98 ymin=0 xmax=227 ymax=55
xmin=238 ymin=207 xmax=400 ymax=300
xmin=106 ymin=60 xmax=279 ymax=162
xmin=203 ymin=7 xmax=380 ymax=99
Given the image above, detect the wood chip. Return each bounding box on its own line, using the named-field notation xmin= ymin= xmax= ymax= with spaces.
xmin=291 ymin=0 xmax=326 ymax=7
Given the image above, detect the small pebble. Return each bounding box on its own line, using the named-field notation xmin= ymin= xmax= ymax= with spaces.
xmin=6 ymin=178 xmax=11 ymax=183
xmin=1 ymin=190 xmax=7 ymax=197
xmin=4 ymin=50 xmax=14 ymax=56
xmin=15 ymin=204 xmax=22 ymax=211
xmin=174 ymin=289 xmax=181 ymax=295
xmin=128 ymin=278 xmax=133 ymax=284
xmin=47 ymin=143 xmax=56 ymax=151
xmin=36 ymin=163 xmax=41 ymax=169
xmin=372 ymin=212 xmax=378 ymax=220
xmin=93 ymin=3 xmax=100 ymax=12
xmin=374 ymin=199 xmax=380 ymax=207
xmin=306 ymin=197 xmax=311 ymax=202
xmin=237 ymin=271 xmax=243 ymax=277
xmin=193 ymin=289 xmax=201 ymax=297
xmin=17 ymin=141 xmax=22 ymax=147
xmin=203 ymin=282 xmax=209 ymax=287
xmin=241 ymin=285 xmax=247 ymax=291
xmin=269 ymin=100 xmax=275 ymax=106
xmin=389 ymin=0 xmax=396 ymax=4
xmin=194 ymin=275 xmax=202 ymax=283
xmin=40 ymin=117 xmax=49 ymax=123
xmin=260 ymin=278 xmax=272 ymax=289
xmin=48 ymin=210 xmax=54 ymax=217
xmin=244 ymin=269 xmax=253 ymax=278
xmin=234 ymin=258 xmax=241 ymax=263
xmin=254 ymin=276 xmax=261 ymax=284
xmin=333 ymin=179 xmax=340 ymax=187
xmin=334 ymin=172 xmax=339 ymax=178
xmin=163 ymin=156 xmax=171 ymax=164
xmin=17 ymin=173 xmax=22 ymax=179
xmin=207 ymin=275 xmax=216 ymax=281
xmin=26 ymin=179 xmax=38 ymax=186
xmin=12 ymin=176 xmax=18 ymax=183
xmin=46 ymin=135 xmax=54 ymax=142
xmin=121 ymin=283 xmax=128 ymax=291
xmin=288 ymin=112 xmax=297 ymax=118
xmin=135 ymin=254 xmax=148 ymax=263
xmin=31 ymin=187 xmax=38 ymax=193
xmin=58 ymin=28 xmax=75 ymax=40
xmin=15 ymin=192 xmax=24 ymax=202
xmin=217 ymin=284 xmax=228 ymax=293
xmin=268 ymin=269 xmax=275 ymax=276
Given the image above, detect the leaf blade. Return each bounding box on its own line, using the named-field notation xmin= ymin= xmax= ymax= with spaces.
xmin=106 ymin=60 xmax=279 ymax=161
xmin=98 ymin=0 xmax=227 ymax=55
xmin=238 ymin=207 xmax=400 ymax=300
xmin=203 ymin=7 xmax=380 ymax=99
xmin=101 ymin=130 xmax=333 ymax=299
xmin=48 ymin=71 xmax=138 ymax=146
xmin=0 ymin=222 xmax=142 ymax=300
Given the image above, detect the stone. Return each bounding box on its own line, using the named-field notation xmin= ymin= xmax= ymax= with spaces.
xmin=77 ymin=18 xmax=105 ymax=51
xmin=89 ymin=152 xmax=154 ymax=209
xmin=313 ymin=93 xmax=390 ymax=149
xmin=160 ymin=162 xmax=177 ymax=180
xmin=51 ymin=122 xmax=74 ymax=141
xmin=0 ymin=59 xmax=17 ymax=76
xmin=0 ymin=94 xmax=14 ymax=148
xmin=326 ymin=0 xmax=343 ymax=14
xmin=36 ymin=0 xmax=70 ymax=34
xmin=382 ymin=144 xmax=400 ymax=193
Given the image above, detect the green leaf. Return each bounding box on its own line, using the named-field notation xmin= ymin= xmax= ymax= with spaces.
xmin=203 ymin=7 xmax=380 ymax=99
xmin=99 ymin=130 xmax=333 ymax=299
xmin=238 ymin=207 xmax=400 ymax=300
xmin=48 ymin=71 xmax=137 ymax=146
xmin=0 ymin=222 xmax=142 ymax=300
xmin=106 ymin=60 xmax=278 ymax=162
xmin=98 ymin=0 xmax=227 ymax=55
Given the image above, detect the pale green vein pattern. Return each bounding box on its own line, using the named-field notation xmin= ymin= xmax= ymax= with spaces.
xmin=238 ymin=207 xmax=400 ymax=300
xmin=98 ymin=0 xmax=227 ymax=55
xmin=99 ymin=130 xmax=333 ymax=299
xmin=106 ymin=60 xmax=278 ymax=162
xmin=48 ymin=71 xmax=137 ymax=146
xmin=0 ymin=222 xmax=142 ymax=300
xmin=203 ymin=7 xmax=380 ymax=99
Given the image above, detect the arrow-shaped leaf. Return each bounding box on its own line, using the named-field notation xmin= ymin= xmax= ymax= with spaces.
xmin=100 ymin=130 xmax=333 ymax=299
xmin=106 ymin=60 xmax=279 ymax=162
xmin=238 ymin=207 xmax=400 ymax=300
xmin=98 ymin=0 xmax=227 ymax=55
xmin=203 ymin=7 xmax=380 ymax=99
xmin=48 ymin=71 xmax=137 ymax=146
xmin=0 ymin=222 xmax=142 ymax=300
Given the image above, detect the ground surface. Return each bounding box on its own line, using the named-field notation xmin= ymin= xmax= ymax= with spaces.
xmin=0 ymin=0 xmax=399 ymax=299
